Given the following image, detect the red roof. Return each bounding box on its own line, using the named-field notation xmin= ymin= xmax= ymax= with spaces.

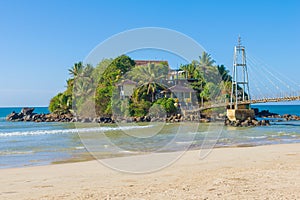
xmin=117 ymin=79 xmax=137 ymax=86
xmin=134 ymin=60 xmax=169 ymax=66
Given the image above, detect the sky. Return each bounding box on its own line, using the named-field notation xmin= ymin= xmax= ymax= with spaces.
xmin=0 ymin=0 xmax=299 ymax=107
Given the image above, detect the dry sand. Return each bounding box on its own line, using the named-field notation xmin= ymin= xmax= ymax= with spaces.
xmin=0 ymin=143 xmax=299 ymax=200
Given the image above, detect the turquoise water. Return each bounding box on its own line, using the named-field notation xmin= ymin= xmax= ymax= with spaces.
xmin=252 ymin=104 xmax=300 ymax=115
xmin=0 ymin=105 xmax=300 ymax=169
xmin=0 ymin=107 xmax=82 ymax=168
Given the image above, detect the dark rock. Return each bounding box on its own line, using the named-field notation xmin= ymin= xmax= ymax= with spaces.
xmin=17 ymin=113 xmax=24 ymax=119
xmin=92 ymin=118 xmax=98 ymax=123
xmin=81 ymin=118 xmax=90 ymax=123
xmin=21 ymin=107 xmax=35 ymax=116
xmin=70 ymin=118 xmax=78 ymax=122
xmin=145 ymin=116 xmax=151 ymax=122
xmin=241 ymin=121 xmax=248 ymax=127
xmin=126 ymin=117 xmax=134 ymax=123
xmin=24 ymin=115 xmax=32 ymax=121
xmin=102 ymin=117 xmax=112 ymax=123
xmin=135 ymin=117 xmax=141 ymax=122
xmin=283 ymin=114 xmax=291 ymax=118
xmin=200 ymin=118 xmax=210 ymax=123
xmin=257 ymin=110 xmax=279 ymax=118
xmin=151 ymin=117 xmax=158 ymax=122
xmin=252 ymin=119 xmax=259 ymax=126
xmin=253 ymin=108 xmax=259 ymax=115
xmin=6 ymin=112 xmax=19 ymax=121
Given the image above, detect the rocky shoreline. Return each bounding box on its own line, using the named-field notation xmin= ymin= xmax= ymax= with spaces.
xmin=6 ymin=107 xmax=300 ymax=127
xmin=5 ymin=108 xmax=187 ymax=124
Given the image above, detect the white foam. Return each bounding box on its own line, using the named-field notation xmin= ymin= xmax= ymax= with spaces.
xmin=118 ymin=150 xmax=137 ymax=154
xmin=75 ymin=146 xmax=85 ymax=150
xmin=0 ymin=125 xmax=154 ymax=137
xmin=0 ymin=150 xmax=34 ymax=156
xmin=175 ymin=141 xmax=195 ymax=145
xmin=246 ymin=136 xmax=268 ymax=139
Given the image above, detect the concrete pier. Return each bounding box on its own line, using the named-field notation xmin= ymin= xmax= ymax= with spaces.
xmin=227 ymin=109 xmax=255 ymax=121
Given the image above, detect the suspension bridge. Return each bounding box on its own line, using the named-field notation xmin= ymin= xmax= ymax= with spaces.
xmin=186 ymin=37 xmax=300 ymax=120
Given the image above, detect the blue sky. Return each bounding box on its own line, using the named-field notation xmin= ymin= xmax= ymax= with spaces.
xmin=0 ymin=0 xmax=299 ymax=107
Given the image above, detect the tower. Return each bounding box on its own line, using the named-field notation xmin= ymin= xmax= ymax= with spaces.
xmin=230 ymin=36 xmax=251 ymax=109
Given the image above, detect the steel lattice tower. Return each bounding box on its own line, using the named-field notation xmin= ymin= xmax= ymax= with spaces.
xmin=230 ymin=37 xmax=251 ymax=109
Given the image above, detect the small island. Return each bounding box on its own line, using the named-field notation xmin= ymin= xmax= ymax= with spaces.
xmin=6 ymin=53 xmax=300 ymax=126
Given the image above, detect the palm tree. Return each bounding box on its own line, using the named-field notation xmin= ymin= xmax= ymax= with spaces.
xmin=180 ymin=62 xmax=197 ymax=79
xmin=68 ymin=62 xmax=84 ymax=78
xmin=217 ymin=65 xmax=232 ymax=82
xmin=81 ymin=64 xmax=94 ymax=77
xmin=128 ymin=63 xmax=169 ymax=102
xmin=74 ymin=79 xmax=93 ymax=97
xmin=199 ymin=52 xmax=215 ymax=68
xmin=221 ymin=81 xmax=232 ymax=102
xmin=197 ymin=52 xmax=215 ymax=79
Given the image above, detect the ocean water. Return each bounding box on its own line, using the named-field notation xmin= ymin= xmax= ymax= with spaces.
xmin=0 ymin=105 xmax=300 ymax=169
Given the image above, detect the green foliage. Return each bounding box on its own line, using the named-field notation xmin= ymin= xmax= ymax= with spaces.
xmin=217 ymin=65 xmax=232 ymax=82
xmin=95 ymin=84 xmax=113 ymax=116
xmin=177 ymin=52 xmax=234 ymax=104
xmin=95 ymin=55 xmax=135 ymax=116
xmin=199 ymin=51 xmax=215 ymax=67
xmin=128 ymin=63 xmax=169 ymax=84
xmin=49 ymin=51 xmax=235 ymax=118
xmin=129 ymin=99 xmax=151 ymax=117
xmin=179 ymin=61 xmax=199 ymax=79
xmin=99 ymin=55 xmax=135 ymax=86
xmin=68 ymin=62 xmax=84 ymax=78
xmin=70 ymin=63 xmax=96 ymax=113
xmin=153 ymin=98 xmax=177 ymax=115
xmin=120 ymin=98 xmax=131 ymax=117
xmin=200 ymin=82 xmax=220 ymax=101
xmin=51 ymin=61 xmax=94 ymax=115
xmin=132 ymin=83 xmax=165 ymax=103
xmin=127 ymin=63 xmax=168 ymax=102
xmin=48 ymin=92 xmax=72 ymax=114
xmin=92 ymin=59 xmax=113 ymax=83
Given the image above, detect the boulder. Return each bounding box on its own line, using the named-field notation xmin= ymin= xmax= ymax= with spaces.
xmin=145 ymin=116 xmax=151 ymax=122
xmin=135 ymin=117 xmax=141 ymax=122
xmin=92 ymin=118 xmax=99 ymax=123
xmin=24 ymin=114 xmax=32 ymax=121
xmin=21 ymin=107 xmax=35 ymax=116
xmin=200 ymin=118 xmax=210 ymax=123
xmin=241 ymin=121 xmax=249 ymax=127
xmin=6 ymin=112 xmax=19 ymax=121
xmin=252 ymin=119 xmax=259 ymax=126
xmin=126 ymin=117 xmax=134 ymax=123
xmin=81 ymin=118 xmax=90 ymax=123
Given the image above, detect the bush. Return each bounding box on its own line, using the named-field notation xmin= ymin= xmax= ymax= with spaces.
xmin=129 ymin=99 xmax=151 ymax=117
xmin=153 ymin=98 xmax=177 ymax=115
xmin=48 ymin=93 xmax=72 ymax=114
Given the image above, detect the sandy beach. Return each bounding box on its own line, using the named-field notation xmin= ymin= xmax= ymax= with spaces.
xmin=0 ymin=143 xmax=299 ymax=200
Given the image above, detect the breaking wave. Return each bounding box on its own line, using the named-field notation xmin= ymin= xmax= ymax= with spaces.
xmin=0 ymin=125 xmax=154 ymax=137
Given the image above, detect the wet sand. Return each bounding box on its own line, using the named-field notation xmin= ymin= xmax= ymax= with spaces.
xmin=0 ymin=143 xmax=299 ymax=199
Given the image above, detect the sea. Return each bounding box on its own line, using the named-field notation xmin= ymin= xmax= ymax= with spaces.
xmin=0 ymin=105 xmax=300 ymax=169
